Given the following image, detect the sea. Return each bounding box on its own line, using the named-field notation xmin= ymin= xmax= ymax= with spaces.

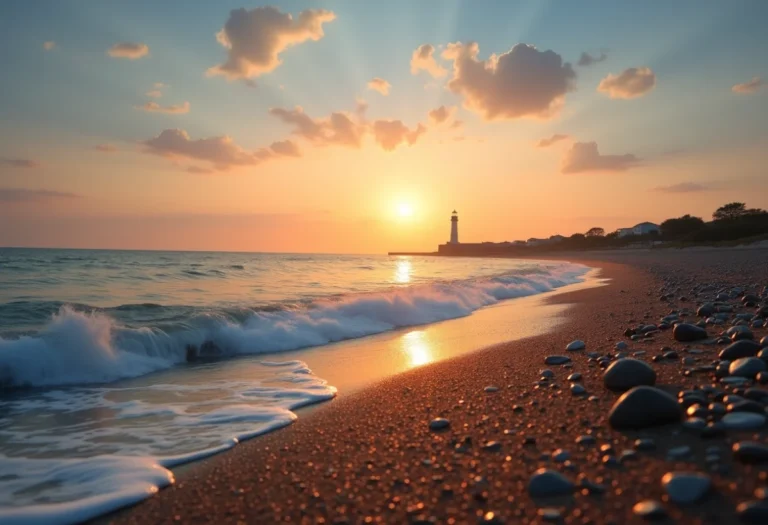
xmin=0 ymin=248 xmax=589 ymax=524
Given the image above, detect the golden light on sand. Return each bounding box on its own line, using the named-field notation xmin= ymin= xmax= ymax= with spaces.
xmin=401 ymin=330 xmax=433 ymax=368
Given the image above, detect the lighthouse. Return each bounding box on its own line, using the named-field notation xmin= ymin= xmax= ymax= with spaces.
xmin=449 ymin=210 xmax=459 ymax=244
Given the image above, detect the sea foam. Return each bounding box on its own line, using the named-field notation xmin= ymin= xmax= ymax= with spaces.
xmin=0 ymin=262 xmax=588 ymax=389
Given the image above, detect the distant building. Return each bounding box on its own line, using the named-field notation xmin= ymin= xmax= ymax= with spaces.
xmin=549 ymin=235 xmax=566 ymax=243
xmin=617 ymin=222 xmax=660 ymax=238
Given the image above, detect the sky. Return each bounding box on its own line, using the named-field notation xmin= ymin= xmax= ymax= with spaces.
xmin=1 ymin=0 xmax=767 ymax=253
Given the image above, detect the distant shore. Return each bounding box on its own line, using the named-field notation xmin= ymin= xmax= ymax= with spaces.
xmin=112 ymin=248 xmax=768 ymax=524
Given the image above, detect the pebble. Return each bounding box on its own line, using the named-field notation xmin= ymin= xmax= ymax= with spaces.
xmin=633 ymin=500 xmax=667 ymax=520
xmin=429 ymin=418 xmax=450 ymax=431
xmin=552 ymin=449 xmax=570 ymax=462
xmin=615 ymin=341 xmax=628 ymax=351
xmin=528 ymin=468 xmax=574 ymax=497
xmin=566 ymin=340 xmax=586 ymax=351
xmin=737 ymin=500 xmax=768 ymax=524
xmin=538 ymin=508 xmax=562 ymax=522
xmin=567 ymin=372 xmax=581 ymax=381
xmin=667 ymin=445 xmax=692 ymax=460
xmin=722 ymin=412 xmax=766 ymax=430
xmin=571 ymin=384 xmax=586 ymax=396
xmin=635 ymin=438 xmax=656 ymax=450
xmin=603 ymin=358 xmax=656 ymax=391
xmin=608 ymin=386 xmax=682 ymax=429
xmin=673 ymin=323 xmax=708 ymax=342
xmin=540 ymin=369 xmax=554 ymax=379
xmin=544 ymin=355 xmax=571 ymax=365
xmin=576 ymin=435 xmax=596 ymax=446
xmin=662 ymin=472 xmax=711 ymax=503
xmin=729 ymin=357 xmax=767 ymax=378
xmin=484 ymin=386 xmax=499 ymax=393
xmin=733 ymin=442 xmax=768 ymax=463
xmin=720 ymin=340 xmax=762 ymax=360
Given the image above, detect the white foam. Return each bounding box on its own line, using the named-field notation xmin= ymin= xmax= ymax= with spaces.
xmin=0 ymin=262 xmax=588 ymax=389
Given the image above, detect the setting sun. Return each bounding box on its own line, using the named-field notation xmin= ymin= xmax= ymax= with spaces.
xmin=396 ymin=202 xmax=414 ymax=218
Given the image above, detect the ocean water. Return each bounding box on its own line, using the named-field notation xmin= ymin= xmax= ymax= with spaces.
xmin=0 ymin=248 xmax=589 ymax=523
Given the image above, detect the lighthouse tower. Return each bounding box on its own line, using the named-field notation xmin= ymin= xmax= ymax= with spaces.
xmin=449 ymin=210 xmax=459 ymax=244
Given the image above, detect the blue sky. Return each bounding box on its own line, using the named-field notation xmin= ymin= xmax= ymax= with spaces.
xmin=1 ymin=1 xmax=767 ymax=251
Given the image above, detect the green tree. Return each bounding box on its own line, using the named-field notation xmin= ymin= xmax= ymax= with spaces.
xmin=585 ymin=227 xmax=605 ymax=237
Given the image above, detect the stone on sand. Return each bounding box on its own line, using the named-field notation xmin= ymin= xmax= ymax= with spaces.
xmin=603 ymin=358 xmax=656 ymax=391
xmin=608 ymin=386 xmax=682 ymax=429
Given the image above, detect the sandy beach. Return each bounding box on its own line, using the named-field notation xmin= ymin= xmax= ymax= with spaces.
xmin=108 ymin=248 xmax=768 ymax=524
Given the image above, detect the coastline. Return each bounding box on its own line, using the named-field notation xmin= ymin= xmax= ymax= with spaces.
xmin=111 ymin=248 xmax=768 ymax=524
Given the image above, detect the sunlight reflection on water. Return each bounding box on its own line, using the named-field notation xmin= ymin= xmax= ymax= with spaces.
xmin=401 ymin=330 xmax=433 ymax=367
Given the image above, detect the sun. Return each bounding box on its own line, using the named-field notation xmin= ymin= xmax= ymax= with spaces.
xmin=396 ymin=202 xmax=414 ymax=218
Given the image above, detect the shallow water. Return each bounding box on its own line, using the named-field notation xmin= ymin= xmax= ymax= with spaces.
xmin=0 ymin=248 xmax=589 ymax=523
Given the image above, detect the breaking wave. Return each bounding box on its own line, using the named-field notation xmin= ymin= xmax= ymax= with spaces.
xmin=0 ymin=262 xmax=588 ymax=389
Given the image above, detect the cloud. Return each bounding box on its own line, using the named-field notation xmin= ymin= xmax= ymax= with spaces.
xmin=732 ymin=76 xmax=764 ymax=94
xmin=0 ymin=188 xmax=80 ymax=203
xmin=0 ymin=157 xmax=40 ymax=168
xmin=136 ymin=101 xmax=190 ymax=114
xmin=269 ymin=106 xmax=365 ymax=148
xmin=371 ymin=120 xmax=426 ymax=151
xmin=367 ymin=77 xmax=391 ymax=96
xmin=577 ymin=52 xmax=607 ymax=67
xmin=43 ymin=41 xmax=55 ymax=51
xmin=143 ymin=129 xmax=260 ymax=170
xmin=410 ymin=44 xmax=447 ymax=78
xmin=154 ymin=82 xmax=166 ymax=89
xmin=597 ymin=67 xmax=656 ymax=99
xmin=268 ymin=139 xmax=301 ymax=157
xmin=442 ymin=42 xmax=576 ymax=120
xmin=207 ymin=6 xmax=336 ymax=80
xmin=108 ymin=42 xmax=149 ymax=59
xmin=94 ymin=144 xmax=118 ymax=153
xmin=428 ymin=105 xmax=457 ymax=125
xmin=536 ymin=134 xmax=569 ymax=148
xmin=185 ymin=166 xmax=214 ymax=174
xmin=145 ymin=90 xmax=162 ymax=98
xmin=560 ymin=142 xmax=639 ymax=173
xmin=652 ymin=182 xmax=709 ymax=193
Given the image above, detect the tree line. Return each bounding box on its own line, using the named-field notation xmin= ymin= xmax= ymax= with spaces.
xmin=549 ymin=202 xmax=768 ymax=251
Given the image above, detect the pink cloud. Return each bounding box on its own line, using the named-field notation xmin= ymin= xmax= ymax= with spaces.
xmin=410 ymin=44 xmax=447 ymax=78
xmin=94 ymin=144 xmax=118 ymax=153
xmin=597 ymin=67 xmax=656 ymax=99
xmin=108 ymin=42 xmax=149 ymax=59
xmin=561 ymin=142 xmax=639 ymax=173
xmin=0 ymin=157 xmax=40 ymax=168
xmin=207 ymin=6 xmax=336 ymax=80
xmin=371 ymin=120 xmax=426 ymax=151
xmin=732 ymin=76 xmax=764 ymax=94
xmin=536 ymin=134 xmax=569 ymax=148
xmin=269 ymin=106 xmax=365 ymax=148
xmin=442 ymin=42 xmax=576 ymax=120
xmin=367 ymin=77 xmax=391 ymax=96
xmin=428 ymin=105 xmax=457 ymax=125
xmin=143 ymin=129 xmax=259 ymax=170
xmin=136 ymin=101 xmax=190 ymax=114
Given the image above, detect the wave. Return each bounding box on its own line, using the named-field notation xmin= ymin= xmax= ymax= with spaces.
xmin=0 ymin=262 xmax=588 ymax=389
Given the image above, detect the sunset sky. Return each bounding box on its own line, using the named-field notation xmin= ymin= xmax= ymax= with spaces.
xmin=1 ymin=0 xmax=767 ymax=253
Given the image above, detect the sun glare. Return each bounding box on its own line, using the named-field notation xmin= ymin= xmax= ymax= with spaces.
xmin=397 ymin=202 xmax=414 ymax=218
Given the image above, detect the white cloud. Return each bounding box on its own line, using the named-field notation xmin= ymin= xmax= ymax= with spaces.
xmin=732 ymin=76 xmax=764 ymax=94
xmin=561 ymin=142 xmax=639 ymax=173
xmin=136 ymin=101 xmax=190 ymax=114
xmin=410 ymin=44 xmax=447 ymax=78
xmin=108 ymin=42 xmax=149 ymax=59
xmin=597 ymin=67 xmax=656 ymax=99
xmin=442 ymin=42 xmax=576 ymax=120
xmin=207 ymin=6 xmax=336 ymax=80
xmin=367 ymin=77 xmax=391 ymax=96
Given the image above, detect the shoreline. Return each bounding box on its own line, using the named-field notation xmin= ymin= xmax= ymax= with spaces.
xmin=110 ymin=249 xmax=768 ymax=523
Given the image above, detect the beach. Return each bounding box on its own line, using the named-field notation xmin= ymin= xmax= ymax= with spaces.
xmin=108 ymin=247 xmax=768 ymax=524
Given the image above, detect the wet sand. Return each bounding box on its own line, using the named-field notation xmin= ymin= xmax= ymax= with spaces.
xmin=111 ymin=248 xmax=768 ymax=524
